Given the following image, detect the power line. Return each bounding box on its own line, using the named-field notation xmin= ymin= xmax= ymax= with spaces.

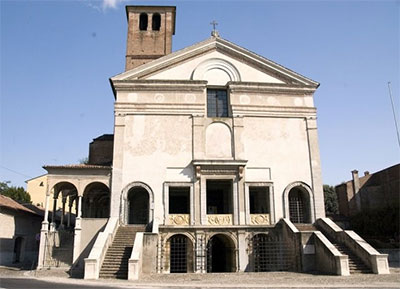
xmin=388 ymin=82 xmax=400 ymax=148
xmin=0 ymin=165 xmax=32 ymax=179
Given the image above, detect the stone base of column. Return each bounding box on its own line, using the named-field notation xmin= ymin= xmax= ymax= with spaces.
xmin=49 ymin=222 xmax=56 ymax=232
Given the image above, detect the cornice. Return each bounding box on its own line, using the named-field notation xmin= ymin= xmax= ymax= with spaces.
xmin=228 ymin=82 xmax=317 ymax=95
xmin=113 ymin=79 xmax=207 ymax=92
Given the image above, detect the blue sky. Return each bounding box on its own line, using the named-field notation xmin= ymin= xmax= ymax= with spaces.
xmin=1 ymin=0 xmax=399 ymax=188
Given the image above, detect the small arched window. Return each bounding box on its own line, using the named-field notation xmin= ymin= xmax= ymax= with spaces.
xmin=152 ymin=13 xmax=161 ymax=31
xmin=139 ymin=13 xmax=148 ymax=31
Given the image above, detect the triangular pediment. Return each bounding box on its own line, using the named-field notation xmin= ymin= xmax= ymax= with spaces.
xmin=111 ymin=37 xmax=319 ymax=88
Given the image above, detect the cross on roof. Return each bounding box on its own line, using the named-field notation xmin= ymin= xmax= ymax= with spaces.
xmin=210 ymin=20 xmax=219 ymax=37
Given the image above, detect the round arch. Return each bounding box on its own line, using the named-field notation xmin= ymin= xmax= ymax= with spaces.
xmin=164 ymin=233 xmax=195 ymax=273
xmin=206 ymin=233 xmax=237 ymax=273
xmin=283 ymin=182 xmax=315 ymax=223
xmin=51 ymin=181 xmax=78 ymax=199
xmin=191 ymin=58 xmax=241 ymax=86
xmin=82 ymin=182 xmax=110 ymax=218
xmin=121 ymin=182 xmax=154 ymax=225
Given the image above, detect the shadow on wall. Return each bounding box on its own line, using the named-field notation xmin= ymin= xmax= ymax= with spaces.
xmin=70 ymin=221 xmax=107 ymax=278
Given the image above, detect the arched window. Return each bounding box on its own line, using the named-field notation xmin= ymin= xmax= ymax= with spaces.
xmin=139 ymin=13 xmax=148 ymax=31
xmin=152 ymin=13 xmax=161 ymax=31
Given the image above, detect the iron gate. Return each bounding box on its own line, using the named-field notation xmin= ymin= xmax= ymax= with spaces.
xmin=289 ymin=193 xmax=305 ymax=223
xmin=170 ymin=235 xmax=187 ymax=273
xmin=251 ymin=234 xmax=295 ymax=272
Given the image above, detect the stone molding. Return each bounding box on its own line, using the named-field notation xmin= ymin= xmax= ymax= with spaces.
xmin=207 ymin=214 xmax=233 ymax=225
xmin=250 ymin=214 xmax=270 ymax=225
xmin=168 ymin=214 xmax=190 ymax=225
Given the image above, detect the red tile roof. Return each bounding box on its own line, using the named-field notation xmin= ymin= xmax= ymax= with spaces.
xmin=0 ymin=194 xmax=38 ymax=215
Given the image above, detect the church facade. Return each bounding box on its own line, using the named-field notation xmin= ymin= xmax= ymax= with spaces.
xmin=37 ymin=5 xmax=389 ymax=278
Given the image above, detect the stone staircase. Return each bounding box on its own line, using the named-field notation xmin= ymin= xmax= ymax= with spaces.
xmin=99 ymin=225 xmax=145 ymax=279
xmin=295 ymin=223 xmax=317 ymax=231
xmin=331 ymin=241 xmax=371 ymax=274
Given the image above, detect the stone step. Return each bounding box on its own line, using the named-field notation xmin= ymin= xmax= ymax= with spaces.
xmin=329 ymin=242 xmax=371 ymax=274
xmin=99 ymin=225 xmax=144 ymax=280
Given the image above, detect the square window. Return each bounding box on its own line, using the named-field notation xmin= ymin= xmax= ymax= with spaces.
xmin=249 ymin=186 xmax=269 ymax=214
xmin=169 ymin=187 xmax=190 ymax=214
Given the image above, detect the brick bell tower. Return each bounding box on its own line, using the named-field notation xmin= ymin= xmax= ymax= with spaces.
xmin=125 ymin=6 xmax=176 ymax=71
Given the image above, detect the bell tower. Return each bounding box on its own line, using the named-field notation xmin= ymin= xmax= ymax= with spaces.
xmin=125 ymin=6 xmax=176 ymax=71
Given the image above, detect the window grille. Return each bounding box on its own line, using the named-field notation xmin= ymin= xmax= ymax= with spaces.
xmin=289 ymin=191 xmax=306 ymax=223
xmin=252 ymin=234 xmax=294 ymax=272
xmin=170 ymin=235 xmax=187 ymax=273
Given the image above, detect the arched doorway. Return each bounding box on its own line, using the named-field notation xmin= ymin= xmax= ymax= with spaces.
xmin=288 ymin=186 xmax=311 ymax=223
xmin=206 ymin=234 xmax=235 ymax=273
xmin=168 ymin=234 xmax=193 ymax=273
xmin=82 ymin=182 xmax=110 ymax=218
xmin=128 ymin=187 xmax=149 ymax=224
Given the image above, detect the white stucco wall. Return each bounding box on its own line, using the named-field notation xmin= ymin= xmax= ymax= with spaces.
xmin=111 ymin=43 xmax=325 ymax=224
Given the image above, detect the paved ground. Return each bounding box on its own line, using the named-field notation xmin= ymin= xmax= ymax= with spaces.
xmin=1 ymin=266 xmax=400 ymax=288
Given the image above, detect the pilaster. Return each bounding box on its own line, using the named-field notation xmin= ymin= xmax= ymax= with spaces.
xmin=306 ymin=117 xmax=325 ymax=220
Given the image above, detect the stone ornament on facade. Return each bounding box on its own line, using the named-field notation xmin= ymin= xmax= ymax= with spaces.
xmin=250 ymin=214 xmax=270 ymax=225
xmin=168 ymin=214 xmax=190 ymax=225
xmin=207 ymin=214 xmax=232 ymax=225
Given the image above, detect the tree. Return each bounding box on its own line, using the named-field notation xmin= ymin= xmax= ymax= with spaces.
xmin=323 ymin=184 xmax=338 ymax=215
xmin=79 ymin=157 xmax=89 ymax=165
xmin=0 ymin=181 xmax=31 ymax=203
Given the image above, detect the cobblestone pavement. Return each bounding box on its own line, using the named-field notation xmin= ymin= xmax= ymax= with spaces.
xmin=1 ymin=266 xmax=399 ymax=288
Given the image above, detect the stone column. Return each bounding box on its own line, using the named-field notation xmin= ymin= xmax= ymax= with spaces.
xmin=89 ymin=197 xmax=94 ymax=218
xmin=305 ymin=117 xmax=325 ymax=220
xmin=60 ymin=196 xmax=66 ymax=229
xmin=37 ymin=191 xmax=51 ymax=269
xmin=67 ymin=198 xmax=73 ymax=227
xmin=73 ymin=195 xmax=82 ymax=264
xmin=50 ymin=196 xmax=57 ymax=232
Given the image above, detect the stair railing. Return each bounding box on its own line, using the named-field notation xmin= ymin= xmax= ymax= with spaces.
xmin=128 ymin=232 xmax=144 ymax=280
xmin=316 ymin=218 xmax=390 ymax=274
xmin=314 ymin=231 xmax=350 ymax=275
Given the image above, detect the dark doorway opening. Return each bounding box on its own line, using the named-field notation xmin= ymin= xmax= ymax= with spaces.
xmin=128 ymin=187 xmax=149 ymax=224
xmin=13 ymin=237 xmax=23 ymax=263
xmin=288 ymin=187 xmax=310 ymax=223
xmin=206 ymin=180 xmax=232 ymax=214
xmin=206 ymin=234 xmax=235 ymax=273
